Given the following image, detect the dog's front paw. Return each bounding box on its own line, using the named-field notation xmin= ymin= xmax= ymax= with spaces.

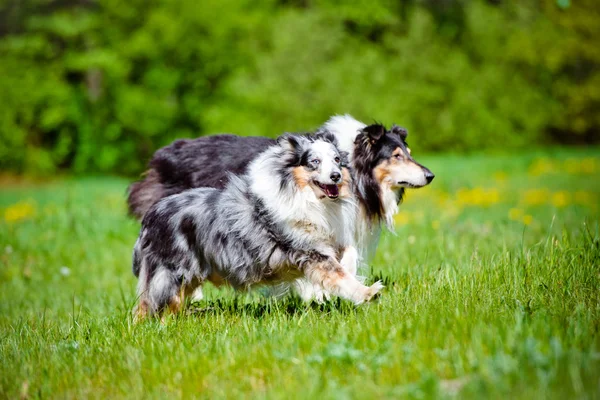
xmin=364 ymin=281 xmax=384 ymax=302
xmin=352 ymin=281 xmax=384 ymax=305
xmin=313 ymin=286 xmax=332 ymax=304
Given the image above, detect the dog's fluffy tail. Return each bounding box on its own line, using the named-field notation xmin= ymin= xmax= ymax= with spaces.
xmin=127 ymin=169 xmax=164 ymax=220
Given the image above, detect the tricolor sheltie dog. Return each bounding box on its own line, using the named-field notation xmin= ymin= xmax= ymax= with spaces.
xmin=129 ymin=115 xmax=434 ymax=303
xmin=132 ymin=132 xmax=384 ymax=318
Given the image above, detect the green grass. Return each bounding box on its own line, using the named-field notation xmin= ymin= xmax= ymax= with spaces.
xmin=1 ymin=147 xmax=599 ymax=399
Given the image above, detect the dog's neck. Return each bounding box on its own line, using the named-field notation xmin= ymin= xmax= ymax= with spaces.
xmin=352 ymin=174 xmax=404 ymax=231
xmin=380 ymin=187 xmax=403 ymax=229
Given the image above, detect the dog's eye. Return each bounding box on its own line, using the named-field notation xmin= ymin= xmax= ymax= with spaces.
xmin=394 ymin=154 xmax=402 ymax=159
xmin=311 ymin=159 xmax=320 ymax=165
xmin=334 ymin=157 xmax=340 ymax=164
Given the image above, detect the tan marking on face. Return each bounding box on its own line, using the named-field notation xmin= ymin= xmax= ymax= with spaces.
xmin=380 ymin=155 xmax=429 ymax=189
xmin=374 ymin=160 xmax=392 ymax=187
xmin=392 ymin=148 xmax=403 ymax=158
xmin=292 ymin=166 xmax=310 ymax=189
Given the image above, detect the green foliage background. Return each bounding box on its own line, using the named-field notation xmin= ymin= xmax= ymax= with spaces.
xmin=1 ymin=0 xmax=598 ymax=175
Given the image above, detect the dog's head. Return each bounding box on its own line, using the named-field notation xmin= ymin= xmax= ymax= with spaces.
xmin=355 ymin=124 xmax=434 ymax=190
xmin=278 ymin=132 xmax=351 ymax=201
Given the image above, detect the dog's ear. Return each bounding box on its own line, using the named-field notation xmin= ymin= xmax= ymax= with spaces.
xmin=339 ymin=150 xmax=350 ymax=168
xmin=362 ymin=124 xmax=385 ymax=144
xmin=315 ymin=130 xmax=338 ymax=146
xmin=391 ymin=124 xmax=408 ymax=140
xmin=277 ymin=133 xmax=301 ymax=152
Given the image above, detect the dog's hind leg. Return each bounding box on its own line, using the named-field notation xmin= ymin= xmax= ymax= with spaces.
xmin=168 ymin=286 xmax=186 ymax=314
xmin=133 ymin=257 xmax=152 ymax=322
xmin=133 ymin=299 xmax=149 ymax=323
xmin=139 ymin=268 xmax=183 ymax=319
xmin=302 ymin=256 xmax=383 ymax=305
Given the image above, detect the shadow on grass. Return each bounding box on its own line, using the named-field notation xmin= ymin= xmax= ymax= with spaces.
xmin=178 ymin=272 xmax=397 ymax=319
xmin=125 ymin=272 xmax=395 ymax=323
xmin=184 ymin=295 xmax=361 ymax=319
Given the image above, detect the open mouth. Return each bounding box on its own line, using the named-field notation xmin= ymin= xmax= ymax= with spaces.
xmin=314 ymin=181 xmax=340 ymax=199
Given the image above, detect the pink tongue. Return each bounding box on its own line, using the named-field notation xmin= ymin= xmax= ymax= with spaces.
xmin=324 ymin=184 xmax=339 ymax=197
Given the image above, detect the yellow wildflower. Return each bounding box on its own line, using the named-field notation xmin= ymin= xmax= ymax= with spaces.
xmin=551 ymin=191 xmax=571 ymax=208
xmin=4 ymin=200 xmax=37 ymax=223
xmin=435 ymin=191 xmax=451 ymax=207
xmin=508 ymin=208 xmax=523 ymax=221
xmin=580 ymin=157 xmax=598 ymax=174
xmin=564 ymin=157 xmax=599 ymax=175
xmin=522 ymin=215 xmax=533 ymax=226
xmin=522 ymin=189 xmax=550 ymax=206
xmin=573 ymin=191 xmax=596 ymax=206
xmin=395 ymin=212 xmax=411 ymax=225
xmin=456 ymin=187 xmax=500 ymax=207
xmin=431 ymin=220 xmax=440 ymax=230
xmin=528 ymin=158 xmax=554 ymax=176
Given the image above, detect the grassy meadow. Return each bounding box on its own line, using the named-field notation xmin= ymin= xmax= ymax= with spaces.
xmin=1 ymin=147 xmax=599 ymax=399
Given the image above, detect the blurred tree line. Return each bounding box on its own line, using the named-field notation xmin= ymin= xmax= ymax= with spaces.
xmin=0 ymin=0 xmax=598 ymax=175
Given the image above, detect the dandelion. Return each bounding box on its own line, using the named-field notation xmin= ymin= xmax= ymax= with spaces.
xmin=522 ymin=189 xmax=550 ymax=206
xmin=522 ymin=215 xmax=533 ymax=226
xmin=456 ymin=187 xmax=500 ymax=207
xmin=395 ymin=212 xmax=411 ymax=225
xmin=431 ymin=220 xmax=440 ymax=230
xmin=573 ymin=191 xmax=595 ymax=206
xmin=528 ymin=158 xmax=554 ymax=176
xmin=4 ymin=200 xmax=36 ymax=223
xmin=436 ymin=191 xmax=451 ymax=208
xmin=551 ymin=191 xmax=570 ymax=208
xmin=580 ymin=157 xmax=598 ymax=174
xmin=564 ymin=157 xmax=599 ymax=175
xmin=509 ymin=208 xmax=523 ymax=221
xmin=407 ymin=235 xmax=416 ymax=245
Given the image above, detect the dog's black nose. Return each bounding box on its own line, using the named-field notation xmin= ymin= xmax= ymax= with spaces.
xmin=425 ymin=171 xmax=435 ymax=183
xmin=330 ymin=172 xmax=341 ymax=183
